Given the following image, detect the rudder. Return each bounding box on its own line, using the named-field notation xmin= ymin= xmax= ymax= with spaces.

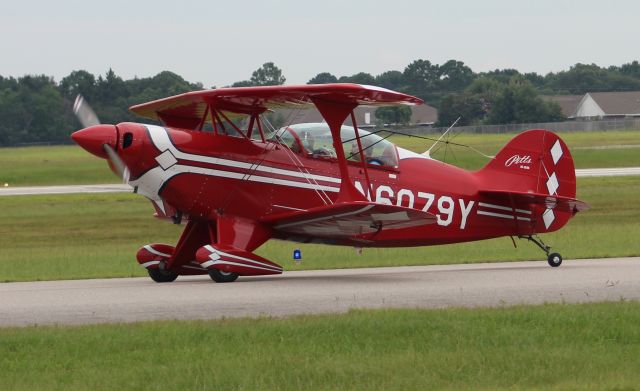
xmin=475 ymin=130 xmax=583 ymax=234
xmin=476 ymin=129 xmax=576 ymax=198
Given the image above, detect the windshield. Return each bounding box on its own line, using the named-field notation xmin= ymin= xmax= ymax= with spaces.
xmin=272 ymin=123 xmax=398 ymax=168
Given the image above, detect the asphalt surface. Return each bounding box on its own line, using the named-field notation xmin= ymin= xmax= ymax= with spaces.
xmin=1 ymin=257 xmax=638 ymax=327
xmin=0 ymin=183 xmax=131 ymax=196
xmin=1 ymin=167 xmax=639 ymax=196
xmin=576 ymin=167 xmax=640 ymax=177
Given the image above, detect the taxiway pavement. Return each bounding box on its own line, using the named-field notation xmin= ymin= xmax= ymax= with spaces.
xmin=1 ymin=257 xmax=638 ymax=327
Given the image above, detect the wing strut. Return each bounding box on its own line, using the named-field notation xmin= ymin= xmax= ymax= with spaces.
xmin=350 ymin=111 xmax=374 ymax=197
xmin=311 ymin=98 xmax=367 ymax=203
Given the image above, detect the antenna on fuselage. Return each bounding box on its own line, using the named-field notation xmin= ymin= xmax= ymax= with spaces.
xmin=422 ymin=117 xmax=460 ymax=158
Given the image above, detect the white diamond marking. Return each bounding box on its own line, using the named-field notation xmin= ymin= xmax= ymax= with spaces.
xmin=543 ymin=208 xmax=555 ymax=229
xmin=546 ymin=172 xmax=559 ymax=195
xmin=550 ymin=139 xmax=563 ymax=165
xmin=155 ymin=150 xmax=178 ymax=170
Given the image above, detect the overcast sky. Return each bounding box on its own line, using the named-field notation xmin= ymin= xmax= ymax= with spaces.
xmin=1 ymin=0 xmax=638 ymax=87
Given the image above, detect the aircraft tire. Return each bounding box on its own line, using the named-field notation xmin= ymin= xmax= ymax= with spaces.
xmin=208 ymin=269 xmax=239 ymax=283
xmin=547 ymin=253 xmax=562 ymax=267
xmin=148 ymin=268 xmax=179 ymax=283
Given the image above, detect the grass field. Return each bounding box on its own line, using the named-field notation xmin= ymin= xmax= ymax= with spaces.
xmin=1 ymin=176 xmax=638 ymax=282
xmin=1 ymin=302 xmax=639 ymax=390
xmin=389 ymin=129 xmax=640 ymax=170
xmin=0 ymin=145 xmax=112 ymax=186
xmin=1 ymin=129 xmax=638 ymax=186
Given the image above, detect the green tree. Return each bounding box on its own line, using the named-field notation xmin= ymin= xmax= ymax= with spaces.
xmin=374 ymin=71 xmax=405 ymax=90
xmin=488 ymin=77 xmax=564 ymax=124
xmin=230 ymin=62 xmax=286 ymax=87
xmin=0 ymin=75 xmax=18 ymax=90
xmin=618 ymin=60 xmax=640 ymax=78
xmin=0 ymin=75 xmax=73 ymax=145
xmin=543 ymin=62 xmax=640 ymax=93
xmin=524 ymin=72 xmax=545 ymax=88
xmin=481 ymin=69 xmax=521 ymax=84
xmin=249 ymin=62 xmax=286 ymax=86
xmin=96 ymin=69 xmax=126 ymax=102
xmin=437 ymin=77 xmax=503 ymax=126
xmin=307 ymin=72 xmax=338 ymax=84
xmin=402 ymin=59 xmax=439 ymax=97
xmin=547 ymin=63 xmax=610 ymax=94
xmin=231 ymin=80 xmax=254 ymax=87
xmin=436 ymin=60 xmax=475 ymax=93
xmin=59 ymin=70 xmax=96 ymax=100
xmin=437 ymin=93 xmax=486 ymax=126
xmin=338 ymin=72 xmax=376 ymax=85
xmin=465 ymin=76 xmax=504 ymax=115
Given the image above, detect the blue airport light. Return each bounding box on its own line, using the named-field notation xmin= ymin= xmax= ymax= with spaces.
xmin=293 ymin=249 xmax=302 ymax=260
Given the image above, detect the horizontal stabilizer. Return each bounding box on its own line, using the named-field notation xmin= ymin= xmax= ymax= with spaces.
xmin=262 ymin=201 xmax=436 ymax=239
xmin=479 ymin=190 xmax=589 ymax=214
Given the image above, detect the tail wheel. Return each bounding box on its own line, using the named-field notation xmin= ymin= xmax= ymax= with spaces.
xmin=209 ymin=269 xmax=239 ymax=283
xmin=148 ymin=268 xmax=178 ymax=283
xmin=547 ymin=253 xmax=563 ymax=267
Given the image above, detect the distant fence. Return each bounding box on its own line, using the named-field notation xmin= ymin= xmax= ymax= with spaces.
xmin=393 ymin=117 xmax=640 ymax=135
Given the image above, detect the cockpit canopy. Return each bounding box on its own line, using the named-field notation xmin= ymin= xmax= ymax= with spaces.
xmin=273 ymin=123 xmax=398 ymax=168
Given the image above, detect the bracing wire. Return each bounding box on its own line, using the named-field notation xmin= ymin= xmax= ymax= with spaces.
xmin=261 ymin=115 xmax=333 ymax=206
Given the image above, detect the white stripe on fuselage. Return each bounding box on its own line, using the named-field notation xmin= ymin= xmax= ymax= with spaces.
xmin=202 ymin=245 xmax=283 ymax=272
xmin=132 ymin=164 xmax=340 ymax=194
xmin=140 ymin=260 xmax=160 ymax=269
xmin=477 ymin=210 xmax=531 ymax=222
xmin=143 ymin=244 xmax=171 ymax=258
xmin=478 ymin=202 xmax=532 ymax=215
xmin=129 ymin=126 xmax=343 ymax=199
xmin=146 ymin=125 xmax=341 ymax=184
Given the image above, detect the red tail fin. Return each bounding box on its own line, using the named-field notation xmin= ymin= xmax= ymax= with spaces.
xmin=476 ymin=129 xmax=576 ymax=197
xmin=475 ymin=130 xmax=585 ymax=233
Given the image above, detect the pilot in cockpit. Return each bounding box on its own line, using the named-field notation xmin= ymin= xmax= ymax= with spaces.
xmin=300 ymin=131 xmax=314 ymax=153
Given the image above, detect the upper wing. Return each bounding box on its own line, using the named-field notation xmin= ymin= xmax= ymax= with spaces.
xmin=130 ymin=84 xmax=423 ymax=129
xmin=261 ymin=201 xmax=436 ymax=240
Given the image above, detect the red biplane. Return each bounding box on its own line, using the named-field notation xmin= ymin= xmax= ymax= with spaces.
xmin=72 ymin=84 xmax=588 ymax=283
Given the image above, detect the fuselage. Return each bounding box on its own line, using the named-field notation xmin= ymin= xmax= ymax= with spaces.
xmin=70 ymin=84 xmax=585 ymax=280
xmin=112 ymin=122 xmax=535 ymax=247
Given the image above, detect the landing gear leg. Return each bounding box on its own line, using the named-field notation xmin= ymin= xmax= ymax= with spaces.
xmin=518 ymin=235 xmax=562 ymax=267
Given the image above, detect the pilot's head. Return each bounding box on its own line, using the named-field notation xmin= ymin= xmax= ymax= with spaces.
xmin=300 ymin=131 xmax=315 ymax=151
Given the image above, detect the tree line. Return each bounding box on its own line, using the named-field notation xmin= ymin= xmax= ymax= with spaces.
xmin=304 ymin=60 xmax=640 ymax=126
xmin=0 ymin=70 xmax=202 ymax=145
xmin=1 ymin=60 xmax=639 ymax=145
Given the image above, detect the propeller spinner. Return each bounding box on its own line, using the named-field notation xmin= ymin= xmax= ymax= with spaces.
xmin=71 ymin=95 xmax=128 ymax=183
xmin=70 ymin=95 xmax=171 ymax=217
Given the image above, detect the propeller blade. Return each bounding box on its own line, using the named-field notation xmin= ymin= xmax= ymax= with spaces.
xmin=103 ymin=144 xmax=130 ymax=184
xmin=73 ymin=94 xmax=101 ymax=128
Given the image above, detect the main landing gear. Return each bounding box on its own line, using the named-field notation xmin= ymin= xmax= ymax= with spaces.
xmin=518 ymin=235 xmax=563 ymax=267
xmin=148 ymin=268 xmax=179 ymax=283
xmin=137 ymin=220 xmax=283 ymax=284
xmin=208 ymin=269 xmax=239 ymax=283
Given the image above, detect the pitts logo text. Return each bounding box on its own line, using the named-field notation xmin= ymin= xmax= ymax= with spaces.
xmin=504 ymin=155 xmax=532 ymax=168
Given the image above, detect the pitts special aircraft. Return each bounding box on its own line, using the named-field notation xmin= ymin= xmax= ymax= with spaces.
xmin=71 ymin=84 xmax=588 ymax=283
